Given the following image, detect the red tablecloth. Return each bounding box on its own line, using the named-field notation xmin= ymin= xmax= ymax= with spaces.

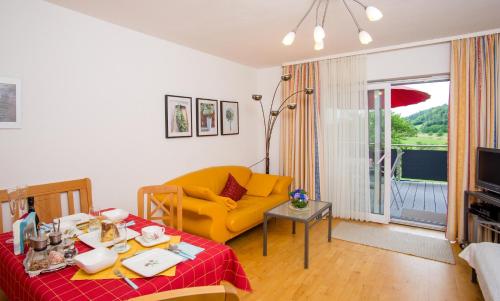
xmin=0 ymin=213 xmax=251 ymax=300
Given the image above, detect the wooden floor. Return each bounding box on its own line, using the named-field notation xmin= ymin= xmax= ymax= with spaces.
xmin=228 ymin=218 xmax=482 ymax=301
xmin=391 ymin=181 xmax=448 ymax=226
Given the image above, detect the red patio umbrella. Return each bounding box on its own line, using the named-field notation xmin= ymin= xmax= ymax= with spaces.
xmin=368 ymin=86 xmax=430 ymax=109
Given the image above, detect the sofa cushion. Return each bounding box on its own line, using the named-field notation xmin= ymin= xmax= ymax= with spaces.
xmin=220 ymin=174 xmax=247 ymax=201
xmin=165 ymin=166 xmax=252 ymax=194
xmin=226 ymin=194 xmax=288 ymax=232
xmin=272 ymin=176 xmax=293 ymax=195
xmin=245 ymin=173 xmax=279 ymax=197
xmin=183 ymin=185 xmax=237 ymax=210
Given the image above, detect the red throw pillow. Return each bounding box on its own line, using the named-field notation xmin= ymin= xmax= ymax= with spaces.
xmin=220 ymin=173 xmax=247 ymax=201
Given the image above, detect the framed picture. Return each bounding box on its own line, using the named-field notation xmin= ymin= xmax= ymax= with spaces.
xmin=196 ymin=98 xmax=218 ymax=136
xmin=165 ymin=95 xmax=192 ymax=138
xmin=0 ymin=78 xmax=21 ymax=129
xmin=220 ymin=101 xmax=239 ymax=135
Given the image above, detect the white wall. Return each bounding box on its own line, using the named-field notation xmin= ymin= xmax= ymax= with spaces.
xmin=367 ymin=43 xmax=451 ymax=81
xmin=0 ymin=0 xmax=263 ymax=221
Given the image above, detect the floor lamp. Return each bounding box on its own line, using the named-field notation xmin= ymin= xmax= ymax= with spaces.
xmin=252 ymin=74 xmax=314 ymax=174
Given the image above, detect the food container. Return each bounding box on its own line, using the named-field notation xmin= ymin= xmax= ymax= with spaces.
xmin=74 ymin=247 xmax=118 ymax=274
xmin=49 ymin=232 xmax=62 ymax=245
xmin=30 ymin=235 xmax=48 ymax=251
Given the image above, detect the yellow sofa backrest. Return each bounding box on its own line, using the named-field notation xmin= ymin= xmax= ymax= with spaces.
xmin=164 ymin=166 xmax=252 ymax=194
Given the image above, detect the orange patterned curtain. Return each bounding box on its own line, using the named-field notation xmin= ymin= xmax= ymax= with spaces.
xmin=280 ymin=63 xmax=322 ymax=199
xmin=448 ymin=33 xmax=500 ymax=242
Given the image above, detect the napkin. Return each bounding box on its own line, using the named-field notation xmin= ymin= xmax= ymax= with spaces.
xmin=176 ymin=242 xmax=204 ymax=257
xmin=71 ymin=235 xmax=181 ymax=280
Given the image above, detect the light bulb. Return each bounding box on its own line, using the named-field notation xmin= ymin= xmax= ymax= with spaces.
xmin=358 ymin=30 xmax=372 ymax=45
xmin=314 ymin=40 xmax=324 ymax=51
xmin=366 ymin=6 xmax=383 ymax=21
xmin=282 ymin=31 xmax=296 ymax=46
xmin=313 ymin=25 xmax=326 ymax=43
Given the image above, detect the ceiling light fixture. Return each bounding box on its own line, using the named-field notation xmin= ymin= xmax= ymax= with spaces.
xmin=282 ymin=0 xmax=383 ymax=50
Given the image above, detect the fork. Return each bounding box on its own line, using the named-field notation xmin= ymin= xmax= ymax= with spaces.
xmin=113 ymin=269 xmax=139 ymax=290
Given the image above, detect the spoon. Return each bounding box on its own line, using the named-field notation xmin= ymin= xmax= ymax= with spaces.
xmin=113 ymin=269 xmax=138 ymax=290
xmin=168 ymin=244 xmax=195 ymax=260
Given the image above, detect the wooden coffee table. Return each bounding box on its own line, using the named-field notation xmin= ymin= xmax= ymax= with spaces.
xmin=263 ymin=200 xmax=332 ymax=268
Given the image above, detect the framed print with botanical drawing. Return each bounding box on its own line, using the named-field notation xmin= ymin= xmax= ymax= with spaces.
xmin=220 ymin=101 xmax=239 ymax=135
xmin=0 ymin=77 xmax=21 ymax=129
xmin=165 ymin=95 xmax=192 ymax=138
xmin=196 ymin=98 xmax=218 ymax=136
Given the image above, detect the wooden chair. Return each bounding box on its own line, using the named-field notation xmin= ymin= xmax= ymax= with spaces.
xmin=137 ymin=185 xmax=183 ymax=231
xmin=128 ymin=283 xmax=239 ymax=301
xmin=0 ymin=178 xmax=93 ymax=233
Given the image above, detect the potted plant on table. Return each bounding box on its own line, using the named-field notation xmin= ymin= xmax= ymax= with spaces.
xmin=289 ymin=189 xmax=309 ymax=210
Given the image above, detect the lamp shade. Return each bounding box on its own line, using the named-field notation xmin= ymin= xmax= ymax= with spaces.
xmin=313 ymin=25 xmax=326 ymax=43
xmin=282 ymin=31 xmax=296 ymax=46
xmin=314 ymin=40 xmax=324 ymax=51
xmin=358 ymin=30 xmax=373 ymax=45
xmin=365 ymin=6 xmax=383 ymax=21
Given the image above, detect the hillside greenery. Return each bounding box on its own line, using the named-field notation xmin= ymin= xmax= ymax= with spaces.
xmin=406 ymin=104 xmax=448 ymax=136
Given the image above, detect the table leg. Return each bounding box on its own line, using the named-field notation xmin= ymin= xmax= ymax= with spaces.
xmin=464 ymin=191 xmax=469 ymax=245
xmin=292 ymin=221 xmax=296 ymax=234
xmin=263 ymin=214 xmax=268 ymax=256
xmin=328 ymin=206 xmax=332 ymax=242
xmin=472 ymin=215 xmax=479 ymax=243
xmin=304 ymin=222 xmax=309 ymax=269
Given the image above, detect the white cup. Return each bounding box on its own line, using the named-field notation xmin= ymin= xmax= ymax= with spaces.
xmin=141 ymin=225 xmax=165 ymax=242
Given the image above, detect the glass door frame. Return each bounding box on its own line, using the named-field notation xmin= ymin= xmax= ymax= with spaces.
xmin=368 ymin=83 xmax=391 ymax=224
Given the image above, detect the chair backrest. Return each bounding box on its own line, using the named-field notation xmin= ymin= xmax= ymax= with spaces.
xmin=137 ymin=185 xmax=183 ymax=231
xmin=128 ymin=284 xmax=239 ymax=301
xmin=0 ymin=178 xmax=93 ymax=233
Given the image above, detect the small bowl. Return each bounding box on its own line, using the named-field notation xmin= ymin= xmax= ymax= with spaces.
xmin=74 ymin=247 xmax=118 ymax=274
xmin=102 ymin=209 xmax=129 ymax=222
xmin=30 ymin=235 xmax=48 ymax=251
xmin=49 ymin=232 xmax=63 ymax=245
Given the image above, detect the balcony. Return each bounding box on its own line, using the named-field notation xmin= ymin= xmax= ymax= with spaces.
xmin=390 ymin=145 xmax=448 ymax=227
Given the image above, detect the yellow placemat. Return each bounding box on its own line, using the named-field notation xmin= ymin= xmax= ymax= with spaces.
xmin=71 ymin=235 xmax=181 ymax=280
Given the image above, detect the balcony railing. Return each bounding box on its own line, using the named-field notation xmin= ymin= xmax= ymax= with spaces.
xmin=390 ymin=144 xmax=448 ymax=227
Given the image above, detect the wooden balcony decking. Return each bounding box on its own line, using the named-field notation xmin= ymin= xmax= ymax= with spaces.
xmin=390 ymin=180 xmax=448 ymax=226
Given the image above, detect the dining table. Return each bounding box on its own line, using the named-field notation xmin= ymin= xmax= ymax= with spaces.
xmin=0 ymin=210 xmax=252 ymax=301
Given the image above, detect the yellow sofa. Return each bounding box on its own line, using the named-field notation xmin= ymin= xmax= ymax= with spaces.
xmin=164 ymin=166 xmax=292 ymax=243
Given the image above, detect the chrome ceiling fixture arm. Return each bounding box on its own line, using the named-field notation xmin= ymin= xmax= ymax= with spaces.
xmin=343 ymin=0 xmax=361 ymax=31
xmin=351 ymin=0 xmax=367 ymax=9
xmin=293 ymin=0 xmax=319 ymax=32
xmin=281 ymin=0 xmax=382 ymax=48
xmin=321 ymin=0 xmax=330 ymax=27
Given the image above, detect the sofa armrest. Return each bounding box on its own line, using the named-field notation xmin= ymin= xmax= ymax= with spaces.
xmin=272 ymin=176 xmax=293 ymax=195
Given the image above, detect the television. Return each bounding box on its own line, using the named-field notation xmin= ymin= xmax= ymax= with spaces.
xmin=476 ymin=147 xmax=500 ymax=194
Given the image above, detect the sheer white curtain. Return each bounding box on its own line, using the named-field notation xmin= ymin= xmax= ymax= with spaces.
xmin=319 ymin=55 xmax=370 ymax=221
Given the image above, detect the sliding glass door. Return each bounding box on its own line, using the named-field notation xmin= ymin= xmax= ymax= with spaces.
xmin=368 ymin=83 xmax=391 ymax=223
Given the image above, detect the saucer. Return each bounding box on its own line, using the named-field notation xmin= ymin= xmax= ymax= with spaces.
xmin=112 ymin=243 xmax=131 ymax=254
xmin=135 ymin=234 xmax=171 ymax=247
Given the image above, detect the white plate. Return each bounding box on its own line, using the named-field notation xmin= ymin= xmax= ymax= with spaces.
xmin=135 ymin=234 xmax=171 ymax=247
xmin=78 ymin=228 xmax=140 ymax=249
xmin=74 ymin=247 xmax=118 ymax=274
xmin=55 ymin=213 xmax=91 ymax=225
xmin=102 ymin=209 xmax=129 ymax=222
xmin=121 ymin=248 xmax=184 ymax=277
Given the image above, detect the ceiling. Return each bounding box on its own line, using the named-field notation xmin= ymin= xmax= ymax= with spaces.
xmin=46 ymin=0 xmax=500 ymax=68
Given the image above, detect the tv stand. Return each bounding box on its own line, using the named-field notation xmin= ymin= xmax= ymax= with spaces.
xmin=463 ymin=190 xmax=500 ymax=246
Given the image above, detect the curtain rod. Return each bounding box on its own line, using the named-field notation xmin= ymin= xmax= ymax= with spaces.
xmin=282 ymin=28 xmax=500 ymax=66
